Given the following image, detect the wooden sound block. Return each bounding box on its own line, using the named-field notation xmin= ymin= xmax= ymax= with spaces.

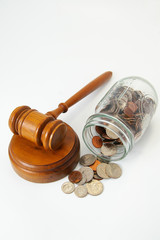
xmin=8 ymin=124 xmax=80 ymax=183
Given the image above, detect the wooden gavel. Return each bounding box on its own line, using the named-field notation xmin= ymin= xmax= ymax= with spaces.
xmin=9 ymin=71 xmax=112 ymax=151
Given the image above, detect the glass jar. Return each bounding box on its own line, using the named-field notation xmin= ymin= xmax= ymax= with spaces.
xmin=83 ymin=76 xmax=158 ymax=161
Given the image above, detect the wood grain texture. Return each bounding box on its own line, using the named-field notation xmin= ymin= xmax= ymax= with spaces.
xmin=9 ymin=124 xmax=80 ymax=183
xmin=8 ymin=71 xmax=112 ymax=151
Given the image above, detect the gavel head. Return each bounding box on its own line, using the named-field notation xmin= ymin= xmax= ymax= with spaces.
xmin=9 ymin=106 xmax=67 ymax=151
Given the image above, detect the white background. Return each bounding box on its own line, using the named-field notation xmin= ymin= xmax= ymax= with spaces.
xmin=0 ymin=1 xmax=160 ymax=240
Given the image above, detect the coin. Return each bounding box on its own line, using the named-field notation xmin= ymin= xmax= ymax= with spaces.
xmin=79 ymin=154 xmax=96 ymax=166
xmin=101 ymin=133 xmax=113 ymax=140
xmin=89 ymin=159 xmax=101 ymax=171
xmin=124 ymin=106 xmax=134 ymax=118
xmin=105 ymin=163 xmax=122 ymax=178
xmin=77 ymin=173 xmax=87 ymax=185
xmin=127 ymin=101 xmax=138 ymax=113
xmin=74 ymin=185 xmax=88 ymax=198
xmin=95 ymin=126 xmax=106 ymax=136
xmin=92 ymin=136 xmax=103 ymax=148
xmin=105 ymin=125 xmax=118 ymax=139
xmin=79 ymin=167 xmax=94 ymax=182
xmin=96 ymin=163 xmax=110 ymax=179
xmin=61 ymin=182 xmax=75 ymax=194
xmin=114 ymin=138 xmax=123 ymax=145
xmin=101 ymin=143 xmax=117 ymax=156
xmin=68 ymin=171 xmax=82 ymax=183
xmin=93 ymin=173 xmax=103 ymax=180
xmin=86 ymin=179 xmax=103 ymax=196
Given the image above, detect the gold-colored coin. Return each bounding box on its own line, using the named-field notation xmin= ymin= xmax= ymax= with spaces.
xmin=86 ymin=179 xmax=103 ymax=196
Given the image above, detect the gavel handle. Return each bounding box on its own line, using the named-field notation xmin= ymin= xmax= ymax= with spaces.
xmin=47 ymin=71 xmax=112 ymax=119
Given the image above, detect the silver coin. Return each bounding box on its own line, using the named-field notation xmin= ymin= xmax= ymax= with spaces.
xmin=93 ymin=173 xmax=103 ymax=180
xmin=79 ymin=167 xmax=94 ymax=182
xmin=61 ymin=182 xmax=75 ymax=194
xmin=77 ymin=173 xmax=87 ymax=185
xmin=74 ymin=185 xmax=88 ymax=198
xmin=86 ymin=179 xmax=103 ymax=196
xmin=105 ymin=163 xmax=122 ymax=178
xmin=79 ymin=154 xmax=96 ymax=166
xmin=105 ymin=125 xmax=118 ymax=139
xmin=96 ymin=163 xmax=110 ymax=179
xmin=101 ymin=143 xmax=117 ymax=157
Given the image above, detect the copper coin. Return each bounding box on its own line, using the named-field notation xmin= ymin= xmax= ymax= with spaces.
xmin=127 ymin=102 xmax=138 ymax=113
xmin=90 ymin=159 xmax=101 ymax=172
xmin=95 ymin=126 xmax=106 ymax=135
xmin=92 ymin=136 xmax=103 ymax=148
xmin=68 ymin=171 xmax=82 ymax=183
xmin=124 ymin=107 xmax=134 ymax=118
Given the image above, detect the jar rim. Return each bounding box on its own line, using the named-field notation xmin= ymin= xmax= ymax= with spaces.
xmin=83 ymin=113 xmax=134 ymax=161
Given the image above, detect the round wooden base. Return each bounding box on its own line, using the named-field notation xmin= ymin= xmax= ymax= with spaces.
xmin=8 ymin=124 xmax=80 ymax=183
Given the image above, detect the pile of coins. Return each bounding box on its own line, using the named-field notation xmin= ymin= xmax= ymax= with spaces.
xmin=100 ymin=86 xmax=156 ymax=139
xmin=92 ymin=125 xmax=122 ymax=158
xmin=91 ymin=86 xmax=156 ymax=157
xmin=61 ymin=154 xmax=122 ymax=198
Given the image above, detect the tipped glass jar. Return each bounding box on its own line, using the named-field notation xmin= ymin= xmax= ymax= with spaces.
xmin=83 ymin=76 xmax=158 ymax=161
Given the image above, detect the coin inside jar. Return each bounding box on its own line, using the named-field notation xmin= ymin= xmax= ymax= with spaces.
xmin=95 ymin=126 xmax=106 ymax=135
xmin=105 ymin=125 xmax=118 ymax=139
xmin=68 ymin=171 xmax=82 ymax=183
xmin=92 ymin=136 xmax=103 ymax=148
xmin=101 ymin=143 xmax=117 ymax=157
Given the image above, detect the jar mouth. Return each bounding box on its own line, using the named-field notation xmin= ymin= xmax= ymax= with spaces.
xmin=82 ymin=113 xmax=134 ymax=162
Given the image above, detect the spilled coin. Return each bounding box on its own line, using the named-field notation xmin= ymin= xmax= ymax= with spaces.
xmin=101 ymin=143 xmax=117 ymax=157
xmin=68 ymin=171 xmax=82 ymax=183
xmin=105 ymin=163 xmax=122 ymax=178
xmin=77 ymin=173 xmax=87 ymax=185
xmin=86 ymin=179 xmax=103 ymax=196
xmin=74 ymin=185 xmax=88 ymax=198
xmin=79 ymin=154 xmax=96 ymax=166
xmin=61 ymin=182 xmax=75 ymax=194
xmin=96 ymin=163 xmax=110 ymax=179
xmin=89 ymin=159 xmax=101 ymax=172
xmin=79 ymin=167 xmax=94 ymax=182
